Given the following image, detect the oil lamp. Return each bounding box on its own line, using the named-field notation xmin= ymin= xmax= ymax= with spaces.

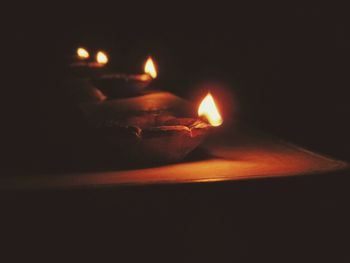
xmin=85 ymin=92 xmax=223 ymax=163
xmin=70 ymin=47 xmax=109 ymax=77
xmin=92 ymin=56 xmax=157 ymax=98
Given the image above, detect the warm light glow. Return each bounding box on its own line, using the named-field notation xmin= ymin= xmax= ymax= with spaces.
xmin=144 ymin=56 xmax=157 ymax=79
xmin=96 ymin=51 xmax=108 ymax=65
xmin=77 ymin=47 xmax=90 ymax=59
xmin=198 ymin=93 xmax=223 ymax=127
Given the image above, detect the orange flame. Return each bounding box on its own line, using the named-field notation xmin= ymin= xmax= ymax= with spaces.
xmin=198 ymin=93 xmax=223 ymax=127
xmin=144 ymin=56 xmax=157 ymax=79
xmin=96 ymin=51 xmax=108 ymax=65
xmin=77 ymin=47 xmax=90 ymax=59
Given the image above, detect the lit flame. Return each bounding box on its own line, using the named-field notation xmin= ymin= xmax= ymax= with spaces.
xmin=96 ymin=51 xmax=108 ymax=65
xmin=144 ymin=56 xmax=157 ymax=79
xmin=198 ymin=93 xmax=223 ymax=127
xmin=77 ymin=47 xmax=90 ymax=59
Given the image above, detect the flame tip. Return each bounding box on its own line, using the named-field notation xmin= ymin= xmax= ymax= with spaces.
xmin=144 ymin=56 xmax=157 ymax=79
xmin=96 ymin=51 xmax=108 ymax=65
xmin=198 ymin=93 xmax=223 ymax=127
xmin=77 ymin=47 xmax=90 ymax=59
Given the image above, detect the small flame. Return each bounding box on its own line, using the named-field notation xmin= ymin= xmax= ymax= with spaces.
xmin=96 ymin=51 xmax=108 ymax=65
xmin=144 ymin=56 xmax=157 ymax=79
xmin=198 ymin=93 xmax=223 ymax=127
xmin=77 ymin=47 xmax=90 ymax=59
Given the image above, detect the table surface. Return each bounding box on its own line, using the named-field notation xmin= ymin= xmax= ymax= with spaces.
xmin=2 ymin=130 xmax=347 ymax=190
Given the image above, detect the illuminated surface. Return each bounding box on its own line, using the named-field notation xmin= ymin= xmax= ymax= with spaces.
xmin=198 ymin=93 xmax=223 ymax=127
xmin=2 ymin=131 xmax=347 ymax=189
xmin=144 ymin=57 xmax=157 ymax=79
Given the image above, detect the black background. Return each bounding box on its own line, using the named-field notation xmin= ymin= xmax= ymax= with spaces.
xmin=3 ymin=3 xmax=350 ymax=262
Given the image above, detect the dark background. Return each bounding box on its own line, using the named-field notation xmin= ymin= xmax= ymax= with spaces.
xmin=3 ymin=3 xmax=350 ymax=262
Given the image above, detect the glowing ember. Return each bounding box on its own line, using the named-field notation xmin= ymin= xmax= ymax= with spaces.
xmin=96 ymin=51 xmax=108 ymax=65
xmin=77 ymin=47 xmax=90 ymax=59
xmin=144 ymin=56 xmax=157 ymax=79
xmin=198 ymin=93 xmax=223 ymax=127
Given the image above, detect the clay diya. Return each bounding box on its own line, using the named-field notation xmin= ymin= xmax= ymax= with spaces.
xmin=91 ymin=56 xmax=157 ymax=98
xmin=81 ymin=92 xmax=223 ymax=164
xmin=69 ymin=47 xmax=109 ymax=78
xmin=93 ymin=114 xmax=212 ymax=163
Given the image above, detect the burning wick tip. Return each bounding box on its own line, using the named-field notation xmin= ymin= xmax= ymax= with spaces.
xmin=198 ymin=93 xmax=223 ymax=127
